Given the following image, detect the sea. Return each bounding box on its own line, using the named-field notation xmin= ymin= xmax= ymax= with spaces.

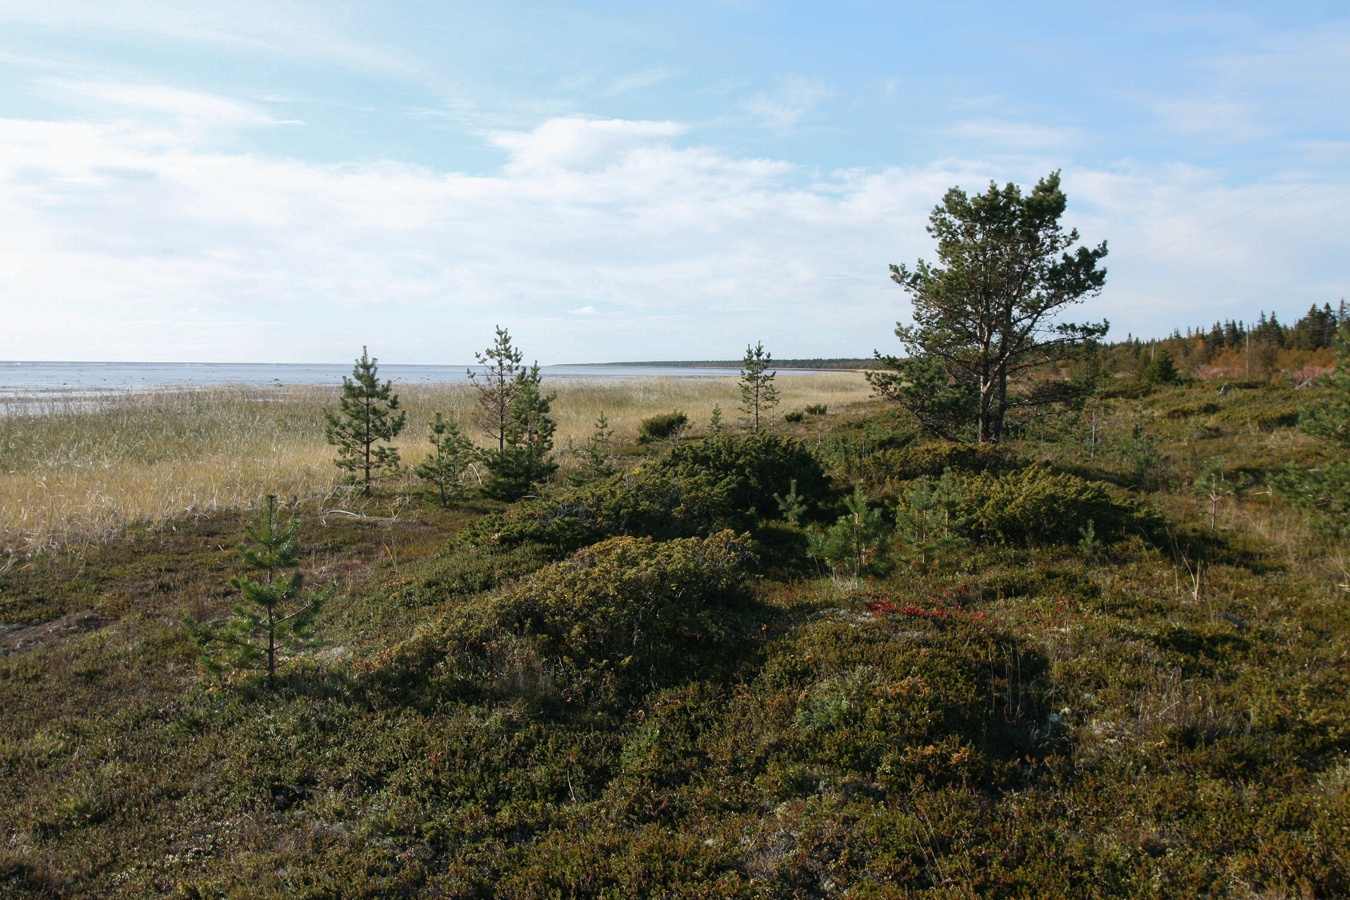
xmin=0 ymin=360 xmax=760 ymax=400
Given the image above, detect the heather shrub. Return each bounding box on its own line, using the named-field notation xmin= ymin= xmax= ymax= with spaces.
xmin=440 ymin=531 xmax=755 ymax=706
xmin=637 ymin=410 xmax=688 ymax=443
xmin=960 ymin=465 xmax=1146 ymax=545
xmin=463 ymin=432 xmax=831 ymax=558
xmin=652 ymin=432 xmax=830 ymax=521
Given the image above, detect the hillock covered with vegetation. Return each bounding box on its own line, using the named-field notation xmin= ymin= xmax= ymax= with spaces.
xmin=2 ymin=369 xmax=1349 ymax=897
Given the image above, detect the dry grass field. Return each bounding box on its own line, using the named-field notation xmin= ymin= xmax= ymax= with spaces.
xmin=0 ymin=373 xmax=871 ymax=554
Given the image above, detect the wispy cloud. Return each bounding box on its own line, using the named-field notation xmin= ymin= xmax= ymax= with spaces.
xmin=43 ymin=80 xmax=286 ymax=128
xmin=602 ymin=68 xmax=673 ymax=96
xmin=744 ymin=76 xmax=830 ymax=128
xmin=949 ymin=119 xmax=1079 ymax=151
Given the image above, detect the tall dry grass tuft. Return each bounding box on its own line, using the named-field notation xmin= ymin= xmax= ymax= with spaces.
xmin=0 ymin=373 xmax=871 ymax=553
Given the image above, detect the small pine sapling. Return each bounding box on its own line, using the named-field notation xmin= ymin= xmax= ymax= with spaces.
xmin=569 ymin=412 xmax=616 ymax=486
xmin=773 ymin=478 xmax=808 ymax=527
xmin=468 ymin=326 xmax=524 ymax=451
xmin=183 ymin=495 xmax=332 ymax=687
xmin=1077 ymin=520 xmax=1102 ymax=562
xmin=708 ymin=405 xmax=724 ymax=435
xmin=483 ymin=363 xmax=558 ymax=501
xmin=324 ymin=346 xmax=406 ymax=496
xmin=894 ymin=471 xmax=968 ymax=568
xmin=808 ymin=484 xmax=889 ymax=578
xmin=414 ymin=413 xmax=475 ymax=507
xmin=739 ymin=342 xmax=780 ymax=433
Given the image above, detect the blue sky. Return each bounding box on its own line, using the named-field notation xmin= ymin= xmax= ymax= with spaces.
xmin=0 ymin=1 xmax=1346 ymax=363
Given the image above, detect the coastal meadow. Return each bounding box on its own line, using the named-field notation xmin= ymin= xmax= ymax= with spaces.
xmin=0 ymin=374 xmax=871 ymax=553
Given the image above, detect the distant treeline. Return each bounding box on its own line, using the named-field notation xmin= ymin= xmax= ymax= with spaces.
xmin=1098 ymin=301 xmax=1346 ymax=382
xmin=598 ymin=358 xmax=873 ymax=370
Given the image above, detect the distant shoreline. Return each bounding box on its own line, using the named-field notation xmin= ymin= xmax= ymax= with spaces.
xmin=579 ymin=358 xmax=873 ymax=371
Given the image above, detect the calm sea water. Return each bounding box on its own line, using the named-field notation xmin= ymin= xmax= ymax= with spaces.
xmin=0 ymin=361 xmax=754 ymax=397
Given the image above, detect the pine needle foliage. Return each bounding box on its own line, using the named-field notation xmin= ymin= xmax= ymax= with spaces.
xmin=182 ymin=495 xmax=331 ymax=686
xmin=468 ymin=326 xmax=524 ymax=452
xmin=414 ymin=413 xmax=475 ymax=507
xmin=739 ymin=341 xmax=780 ymax=433
xmin=808 ymin=484 xmax=889 ymax=578
xmin=569 ymin=412 xmax=616 ymax=486
xmin=483 ymin=363 xmax=559 ymax=501
xmin=324 ymin=346 xmax=406 ymax=496
xmin=1275 ymin=324 xmax=1350 ymax=537
xmin=893 ymin=470 xmax=969 ymax=567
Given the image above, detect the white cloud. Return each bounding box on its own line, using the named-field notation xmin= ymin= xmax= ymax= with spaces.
xmin=744 ymin=76 xmax=830 ymax=128
xmin=488 ymin=116 xmax=686 ymax=172
xmin=0 ymin=103 xmax=1344 ymax=364
xmin=43 ymin=80 xmax=284 ymax=129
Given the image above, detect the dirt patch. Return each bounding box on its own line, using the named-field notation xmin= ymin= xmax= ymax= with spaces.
xmin=0 ymin=610 xmax=116 ymax=656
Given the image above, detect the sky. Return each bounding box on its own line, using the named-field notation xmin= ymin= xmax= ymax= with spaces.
xmin=0 ymin=1 xmax=1346 ymax=364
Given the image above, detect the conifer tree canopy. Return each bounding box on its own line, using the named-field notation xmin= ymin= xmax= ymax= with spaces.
xmin=324 ymin=346 xmax=406 ymax=495
xmin=739 ymin=341 xmax=779 ymax=433
xmin=869 ymin=171 xmax=1108 ymax=443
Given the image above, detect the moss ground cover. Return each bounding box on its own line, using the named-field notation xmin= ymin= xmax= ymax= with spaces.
xmin=1 ymin=379 xmax=1348 ymax=896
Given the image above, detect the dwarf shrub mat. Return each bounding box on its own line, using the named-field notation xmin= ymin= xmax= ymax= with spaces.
xmin=468 ymin=431 xmax=831 ymax=556
xmin=960 ymin=465 xmax=1155 ymax=545
xmin=372 ymin=531 xmax=756 ymax=708
xmin=5 ymin=380 xmax=1350 ymax=896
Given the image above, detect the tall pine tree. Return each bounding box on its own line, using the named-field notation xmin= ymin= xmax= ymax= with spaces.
xmin=324 ymin=346 xmax=406 ymax=496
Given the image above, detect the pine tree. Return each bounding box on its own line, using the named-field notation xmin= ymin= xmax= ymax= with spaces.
xmin=739 ymin=341 xmax=779 ymax=433
xmin=569 ymin=412 xmax=615 ymax=486
xmin=894 ymin=471 xmax=969 ymax=567
xmin=324 ymin=346 xmax=406 ymax=496
xmin=808 ymin=485 xmax=889 ymax=578
xmin=469 ymin=326 xmax=524 ymax=452
xmin=1142 ymin=347 xmax=1181 ymax=385
xmin=708 ymin=405 xmax=724 ymax=435
xmin=183 ymin=495 xmax=332 ymax=687
xmin=414 ymin=413 xmax=475 ymax=507
xmin=483 ymin=363 xmax=558 ymax=501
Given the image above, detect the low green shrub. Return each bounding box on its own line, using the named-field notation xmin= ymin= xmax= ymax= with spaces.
xmin=961 ymin=466 xmax=1149 ymax=545
xmin=419 ymin=531 xmax=755 ymax=707
xmin=637 ymin=410 xmax=688 ymax=443
xmin=856 ymin=441 xmax=1020 ymax=493
xmin=463 ymin=432 xmax=830 ymax=558
xmin=653 ymin=432 xmax=831 ymax=521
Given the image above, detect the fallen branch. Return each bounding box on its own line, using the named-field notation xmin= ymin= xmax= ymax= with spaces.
xmin=319 ymin=509 xmax=400 ymax=525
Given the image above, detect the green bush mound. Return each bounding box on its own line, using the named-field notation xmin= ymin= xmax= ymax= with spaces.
xmin=961 ymin=465 xmax=1152 ymax=545
xmin=466 ymin=432 xmax=831 ymax=557
xmin=374 ymin=531 xmax=756 ymax=709
xmin=637 ymin=410 xmax=688 ymax=443
xmin=854 ymin=440 xmax=1021 ymax=494
xmin=652 ymin=432 xmax=831 ymax=521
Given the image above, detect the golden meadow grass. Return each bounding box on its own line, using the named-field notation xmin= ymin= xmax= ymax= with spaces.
xmin=0 ymin=373 xmax=871 ymax=553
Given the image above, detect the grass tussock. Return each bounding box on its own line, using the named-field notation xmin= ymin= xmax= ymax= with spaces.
xmin=0 ymin=374 xmax=870 ymax=553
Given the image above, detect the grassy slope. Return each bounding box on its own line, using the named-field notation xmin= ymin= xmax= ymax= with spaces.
xmin=1 ymin=382 xmax=1348 ymax=897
